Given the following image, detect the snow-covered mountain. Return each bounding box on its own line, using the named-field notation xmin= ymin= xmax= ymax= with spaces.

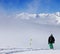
xmin=16 ymin=12 xmax=60 ymax=24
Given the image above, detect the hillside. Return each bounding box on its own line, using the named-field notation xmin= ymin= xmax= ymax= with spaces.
xmin=0 ymin=48 xmax=59 ymax=54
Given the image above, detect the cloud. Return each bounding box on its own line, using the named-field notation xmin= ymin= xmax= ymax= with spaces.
xmin=16 ymin=12 xmax=36 ymax=20
xmin=26 ymin=0 xmax=40 ymax=13
xmin=0 ymin=9 xmax=60 ymax=25
xmin=16 ymin=12 xmax=60 ymax=25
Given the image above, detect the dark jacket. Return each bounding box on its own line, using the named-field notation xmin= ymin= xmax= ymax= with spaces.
xmin=48 ymin=34 xmax=55 ymax=44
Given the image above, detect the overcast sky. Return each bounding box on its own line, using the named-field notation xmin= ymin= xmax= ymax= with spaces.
xmin=0 ymin=0 xmax=60 ymax=49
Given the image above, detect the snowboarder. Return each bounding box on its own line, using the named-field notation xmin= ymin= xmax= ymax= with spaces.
xmin=48 ymin=34 xmax=55 ymax=49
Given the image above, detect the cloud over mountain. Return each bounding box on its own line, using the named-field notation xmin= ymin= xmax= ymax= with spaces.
xmin=16 ymin=12 xmax=60 ymax=25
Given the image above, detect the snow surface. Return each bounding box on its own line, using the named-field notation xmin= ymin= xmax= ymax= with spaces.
xmin=13 ymin=50 xmax=60 ymax=54
xmin=0 ymin=48 xmax=60 ymax=54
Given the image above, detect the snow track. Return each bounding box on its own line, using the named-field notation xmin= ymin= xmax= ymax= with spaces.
xmin=0 ymin=48 xmax=59 ymax=54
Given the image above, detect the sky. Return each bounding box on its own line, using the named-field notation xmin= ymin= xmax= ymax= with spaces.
xmin=0 ymin=0 xmax=60 ymax=49
xmin=0 ymin=0 xmax=60 ymax=13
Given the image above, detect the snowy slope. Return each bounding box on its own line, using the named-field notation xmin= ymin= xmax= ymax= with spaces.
xmin=13 ymin=50 xmax=60 ymax=54
xmin=0 ymin=48 xmax=60 ymax=54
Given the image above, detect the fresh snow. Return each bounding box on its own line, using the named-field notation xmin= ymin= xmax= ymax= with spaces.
xmin=0 ymin=48 xmax=60 ymax=54
xmin=13 ymin=50 xmax=60 ymax=54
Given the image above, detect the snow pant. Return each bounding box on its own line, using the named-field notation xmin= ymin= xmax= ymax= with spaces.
xmin=49 ymin=43 xmax=54 ymax=49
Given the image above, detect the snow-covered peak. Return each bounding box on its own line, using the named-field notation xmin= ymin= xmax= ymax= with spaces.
xmin=55 ymin=12 xmax=60 ymax=17
xmin=16 ymin=12 xmax=36 ymax=20
xmin=15 ymin=12 xmax=60 ymax=25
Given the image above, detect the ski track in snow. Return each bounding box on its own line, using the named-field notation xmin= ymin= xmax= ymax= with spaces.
xmin=0 ymin=48 xmax=59 ymax=54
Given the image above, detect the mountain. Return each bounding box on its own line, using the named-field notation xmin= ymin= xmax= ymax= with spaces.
xmin=16 ymin=12 xmax=60 ymax=24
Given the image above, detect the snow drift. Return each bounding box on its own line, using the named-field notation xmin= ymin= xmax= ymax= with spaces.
xmin=0 ymin=48 xmax=60 ymax=54
xmin=14 ymin=50 xmax=60 ymax=54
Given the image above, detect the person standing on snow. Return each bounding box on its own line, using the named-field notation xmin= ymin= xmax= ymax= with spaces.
xmin=48 ymin=34 xmax=55 ymax=49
